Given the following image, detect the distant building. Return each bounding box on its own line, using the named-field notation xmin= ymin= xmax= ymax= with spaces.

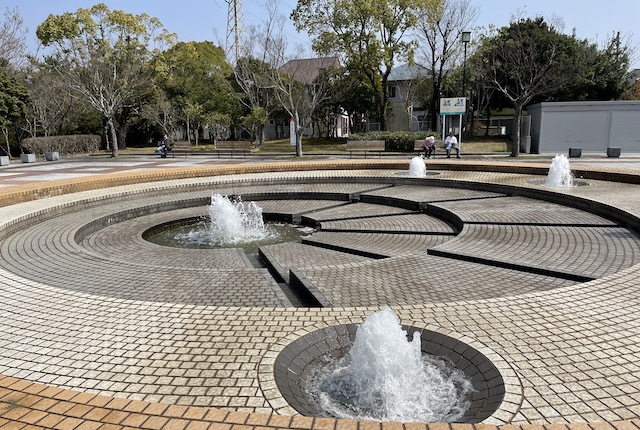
xmin=266 ymin=57 xmax=349 ymax=139
xmin=279 ymin=57 xmax=340 ymax=84
xmin=378 ymin=63 xmax=430 ymax=132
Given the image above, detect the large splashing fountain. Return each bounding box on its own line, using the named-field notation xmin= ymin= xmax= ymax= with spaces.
xmin=146 ymin=193 xmax=314 ymax=251
xmin=306 ymin=307 xmax=474 ymax=422
xmin=207 ymin=193 xmax=272 ymax=244
xmin=545 ymin=154 xmax=574 ymax=187
xmin=408 ymin=156 xmax=427 ymax=177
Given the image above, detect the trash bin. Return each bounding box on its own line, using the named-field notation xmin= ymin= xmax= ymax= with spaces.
xmin=568 ymin=148 xmax=582 ymax=158
xmin=606 ymin=147 xmax=621 ymax=158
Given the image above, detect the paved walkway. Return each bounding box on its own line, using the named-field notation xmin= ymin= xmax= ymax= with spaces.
xmin=1 ymin=154 xmax=640 ymax=430
xmin=1 ymin=151 xmax=640 ymax=188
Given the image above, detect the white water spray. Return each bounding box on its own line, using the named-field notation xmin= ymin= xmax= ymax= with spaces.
xmin=545 ymin=154 xmax=574 ymax=187
xmin=308 ymin=307 xmax=474 ymax=422
xmin=408 ymin=156 xmax=427 ymax=177
xmin=207 ymin=193 xmax=272 ymax=244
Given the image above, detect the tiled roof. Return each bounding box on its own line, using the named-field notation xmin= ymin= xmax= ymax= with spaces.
xmin=279 ymin=57 xmax=340 ymax=84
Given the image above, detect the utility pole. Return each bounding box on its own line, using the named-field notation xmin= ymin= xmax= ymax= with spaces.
xmin=225 ymin=0 xmax=245 ymax=65
xmin=461 ymin=31 xmax=471 ymax=139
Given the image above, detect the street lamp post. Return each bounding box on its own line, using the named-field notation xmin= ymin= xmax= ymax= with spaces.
xmin=461 ymin=31 xmax=471 ymax=138
xmin=461 ymin=31 xmax=471 ymax=98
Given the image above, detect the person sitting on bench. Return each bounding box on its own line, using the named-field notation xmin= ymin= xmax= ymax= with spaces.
xmin=422 ymin=136 xmax=436 ymax=158
xmin=445 ymin=131 xmax=461 ymax=158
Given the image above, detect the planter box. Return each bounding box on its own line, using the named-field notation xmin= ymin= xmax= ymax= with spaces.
xmin=606 ymin=147 xmax=621 ymax=158
xmin=0 ymin=155 xmax=9 ymax=166
xmin=20 ymin=153 xmax=36 ymax=163
xmin=568 ymin=147 xmax=582 ymax=158
xmin=45 ymin=151 xmax=59 ymax=161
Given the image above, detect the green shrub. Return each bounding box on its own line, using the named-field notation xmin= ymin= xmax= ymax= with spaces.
xmin=21 ymin=135 xmax=101 ymax=156
xmin=349 ymin=131 xmax=437 ymax=151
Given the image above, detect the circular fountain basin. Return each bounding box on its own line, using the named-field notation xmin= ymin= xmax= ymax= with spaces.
xmin=143 ymin=217 xmax=314 ymax=253
xmin=527 ymin=179 xmax=589 ymax=186
xmin=394 ymin=170 xmax=440 ymax=177
xmin=274 ymin=324 xmax=505 ymax=423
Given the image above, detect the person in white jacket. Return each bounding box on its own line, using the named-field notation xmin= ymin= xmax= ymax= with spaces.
xmin=444 ymin=132 xmax=461 ymax=158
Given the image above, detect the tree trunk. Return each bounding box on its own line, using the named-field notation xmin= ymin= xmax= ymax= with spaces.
xmin=2 ymin=127 xmax=10 ymax=156
xmin=108 ymin=117 xmax=118 ymax=158
xmin=117 ymin=123 xmax=128 ymax=150
xmin=258 ymin=124 xmax=265 ymax=147
xmin=430 ymin=79 xmax=439 ymax=132
xmin=294 ymin=111 xmax=302 ymax=157
xmin=379 ymin=87 xmax=388 ymax=131
xmin=104 ymin=123 xmax=111 ymax=150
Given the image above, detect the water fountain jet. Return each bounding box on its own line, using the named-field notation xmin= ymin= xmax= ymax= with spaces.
xmin=144 ymin=194 xmax=315 ymax=251
xmin=207 ymin=193 xmax=271 ymax=244
xmin=545 ymin=154 xmax=574 ymax=187
xmin=306 ymin=307 xmax=474 ymax=422
xmin=408 ymin=156 xmax=427 ymax=177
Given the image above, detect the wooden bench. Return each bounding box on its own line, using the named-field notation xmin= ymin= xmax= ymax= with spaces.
xmin=413 ymin=139 xmax=447 ymax=158
xmin=170 ymin=141 xmax=253 ymax=158
xmin=346 ymin=140 xmax=386 ymax=158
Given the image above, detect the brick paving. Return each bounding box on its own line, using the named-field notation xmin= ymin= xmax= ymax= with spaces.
xmin=360 ymin=184 xmax=506 ymax=203
xmin=291 ymin=254 xmax=578 ymax=306
xmin=300 ymin=202 xmax=414 ymax=222
xmin=433 ymin=224 xmax=640 ymax=280
xmin=303 ymin=231 xmax=453 ymax=257
xmin=429 ymin=196 xmax=618 ymax=226
xmin=1 ymin=157 xmax=640 ymax=429
xmin=259 ymin=243 xmax=371 ymax=284
xmin=319 ymin=213 xmax=456 ymax=234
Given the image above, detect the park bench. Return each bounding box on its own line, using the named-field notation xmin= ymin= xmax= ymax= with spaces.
xmin=169 ymin=141 xmax=253 ymax=158
xmin=346 ymin=140 xmax=386 ymax=158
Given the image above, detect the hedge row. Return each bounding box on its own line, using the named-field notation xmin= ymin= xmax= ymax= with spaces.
xmin=349 ymin=131 xmax=437 ymax=151
xmin=21 ymin=135 xmax=101 ymax=156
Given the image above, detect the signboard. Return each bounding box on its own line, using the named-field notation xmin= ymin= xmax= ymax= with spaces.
xmin=290 ymin=118 xmax=296 ymax=146
xmin=440 ymin=97 xmax=466 ymax=115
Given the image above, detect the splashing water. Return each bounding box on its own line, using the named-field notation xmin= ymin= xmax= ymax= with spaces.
xmin=408 ymin=156 xmax=427 ymax=177
xmin=308 ymin=307 xmax=474 ymax=422
xmin=207 ymin=193 xmax=273 ymax=244
xmin=545 ymin=154 xmax=574 ymax=187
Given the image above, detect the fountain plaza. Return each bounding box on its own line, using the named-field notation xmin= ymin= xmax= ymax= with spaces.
xmin=1 ymin=153 xmax=640 ymax=429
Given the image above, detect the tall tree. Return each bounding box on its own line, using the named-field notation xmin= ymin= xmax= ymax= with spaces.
xmin=234 ymin=10 xmax=283 ymax=147
xmin=0 ymin=69 xmax=29 ymax=155
xmin=474 ymin=17 xmax=587 ymax=156
xmin=241 ymin=0 xmax=334 ymax=156
xmin=156 ymin=41 xmax=238 ymax=145
xmin=335 ymin=72 xmax=377 ymax=133
xmin=292 ymin=0 xmax=439 ymax=131
xmin=25 ymin=61 xmax=78 ymax=137
xmin=36 ymin=3 xmax=174 ymax=157
xmin=0 ymin=6 xmax=27 ymax=67
xmin=553 ymin=32 xmax=632 ymax=102
xmin=415 ymin=0 xmax=478 ymax=131
xmin=273 ymin=57 xmax=338 ymax=156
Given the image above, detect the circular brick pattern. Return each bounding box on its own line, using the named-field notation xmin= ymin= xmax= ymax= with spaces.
xmin=274 ymin=324 xmax=505 ymax=423
xmin=2 ymin=160 xmax=640 ymax=428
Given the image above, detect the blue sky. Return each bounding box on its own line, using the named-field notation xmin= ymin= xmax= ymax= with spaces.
xmin=11 ymin=0 xmax=640 ymax=69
